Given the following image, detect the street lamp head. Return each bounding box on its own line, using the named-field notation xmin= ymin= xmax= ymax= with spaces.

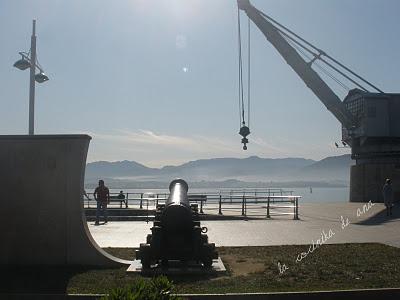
xmin=35 ymin=72 xmax=49 ymax=83
xmin=13 ymin=57 xmax=31 ymax=70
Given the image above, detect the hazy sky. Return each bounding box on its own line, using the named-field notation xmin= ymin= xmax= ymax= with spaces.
xmin=1 ymin=0 xmax=399 ymax=167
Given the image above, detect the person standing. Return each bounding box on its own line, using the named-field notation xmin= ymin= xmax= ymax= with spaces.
xmin=94 ymin=179 xmax=110 ymax=225
xmin=382 ymin=178 xmax=393 ymax=216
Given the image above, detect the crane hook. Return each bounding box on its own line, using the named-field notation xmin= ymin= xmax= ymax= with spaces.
xmin=239 ymin=125 xmax=250 ymax=150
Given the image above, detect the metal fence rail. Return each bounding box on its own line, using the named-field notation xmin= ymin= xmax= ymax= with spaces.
xmin=84 ymin=188 xmax=300 ymax=219
xmin=215 ymin=194 xmax=300 ymax=219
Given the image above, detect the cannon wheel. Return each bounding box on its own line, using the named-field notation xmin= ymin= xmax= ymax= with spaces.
xmin=201 ymin=243 xmax=216 ymax=268
xmin=142 ymin=258 xmax=151 ymax=269
xmin=139 ymin=243 xmax=151 ymax=269
xmin=161 ymin=259 xmax=169 ymax=268
xmin=146 ymin=234 xmax=152 ymax=244
xmin=201 ymin=234 xmax=208 ymax=244
xmin=202 ymin=258 xmax=213 ymax=268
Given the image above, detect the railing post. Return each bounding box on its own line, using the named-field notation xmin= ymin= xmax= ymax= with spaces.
xmin=156 ymin=194 xmax=159 ymax=206
xmin=140 ymin=193 xmax=143 ymax=209
xmin=200 ymin=197 xmax=204 ymax=214
xmin=146 ymin=196 xmax=149 ymax=223
xmin=218 ymin=195 xmax=222 ymax=215
xmin=267 ymin=196 xmax=270 ymax=218
xmin=91 ymin=192 xmax=94 ymax=208
xmin=293 ymin=197 xmax=296 ymax=220
xmin=245 ymin=195 xmax=247 ymax=215
xmin=242 ymin=195 xmax=245 ymax=216
xmin=295 ymin=197 xmax=299 ymax=220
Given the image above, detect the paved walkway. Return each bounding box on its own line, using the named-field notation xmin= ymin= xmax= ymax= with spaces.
xmin=89 ymin=202 xmax=400 ymax=248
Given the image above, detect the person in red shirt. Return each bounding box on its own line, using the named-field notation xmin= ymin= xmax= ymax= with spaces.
xmin=94 ymin=179 xmax=110 ymax=225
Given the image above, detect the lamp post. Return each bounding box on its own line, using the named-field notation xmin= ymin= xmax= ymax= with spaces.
xmin=13 ymin=20 xmax=49 ymax=135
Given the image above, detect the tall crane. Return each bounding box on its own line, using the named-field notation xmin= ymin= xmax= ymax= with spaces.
xmin=238 ymin=0 xmax=400 ymax=202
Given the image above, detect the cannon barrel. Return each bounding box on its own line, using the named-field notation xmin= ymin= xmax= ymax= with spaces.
xmin=162 ymin=179 xmax=192 ymax=232
xmin=166 ymin=178 xmax=189 ymax=207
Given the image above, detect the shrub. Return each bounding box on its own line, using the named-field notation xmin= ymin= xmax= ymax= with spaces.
xmin=101 ymin=276 xmax=182 ymax=300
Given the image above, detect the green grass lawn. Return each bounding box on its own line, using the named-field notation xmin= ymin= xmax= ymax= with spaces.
xmin=1 ymin=243 xmax=400 ymax=294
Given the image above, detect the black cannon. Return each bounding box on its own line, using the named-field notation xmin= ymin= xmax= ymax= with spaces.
xmin=136 ymin=179 xmax=218 ymax=268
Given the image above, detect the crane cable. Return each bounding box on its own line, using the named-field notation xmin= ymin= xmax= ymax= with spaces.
xmin=247 ymin=17 xmax=251 ymax=129
xmin=257 ymin=9 xmax=383 ymax=94
xmin=237 ymin=6 xmax=245 ymax=128
xmin=237 ymin=8 xmax=251 ymax=150
xmin=285 ymin=36 xmax=351 ymax=92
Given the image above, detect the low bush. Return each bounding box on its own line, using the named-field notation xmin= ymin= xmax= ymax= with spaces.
xmin=101 ymin=276 xmax=182 ymax=300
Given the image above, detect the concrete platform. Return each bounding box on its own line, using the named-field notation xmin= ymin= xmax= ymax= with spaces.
xmin=126 ymin=257 xmax=226 ymax=275
xmin=89 ymin=202 xmax=400 ymax=248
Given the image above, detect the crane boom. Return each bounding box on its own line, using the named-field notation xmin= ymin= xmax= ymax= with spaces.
xmin=237 ymin=0 xmax=357 ymax=129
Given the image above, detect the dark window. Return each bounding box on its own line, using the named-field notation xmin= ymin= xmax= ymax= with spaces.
xmin=345 ymin=98 xmax=364 ymax=119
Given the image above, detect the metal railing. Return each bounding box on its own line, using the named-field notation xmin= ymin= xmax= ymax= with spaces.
xmin=84 ymin=188 xmax=300 ymax=219
xmin=84 ymin=192 xmax=168 ymax=209
xmin=215 ymin=194 xmax=300 ymax=219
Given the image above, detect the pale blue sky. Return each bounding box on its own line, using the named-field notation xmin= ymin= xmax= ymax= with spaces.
xmin=1 ymin=0 xmax=399 ymax=167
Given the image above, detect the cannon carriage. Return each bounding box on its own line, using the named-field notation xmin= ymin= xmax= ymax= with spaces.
xmin=136 ymin=179 xmax=218 ymax=268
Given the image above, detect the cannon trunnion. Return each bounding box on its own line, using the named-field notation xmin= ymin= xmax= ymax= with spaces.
xmin=136 ymin=179 xmax=218 ymax=268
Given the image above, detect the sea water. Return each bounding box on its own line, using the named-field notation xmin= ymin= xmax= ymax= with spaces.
xmin=86 ymin=187 xmax=349 ymax=203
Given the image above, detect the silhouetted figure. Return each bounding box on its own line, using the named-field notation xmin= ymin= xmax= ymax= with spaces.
xmin=117 ymin=190 xmax=125 ymax=200
xmin=382 ymin=178 xmax=393 ymax=216
xmin=94 ymin=179 xmax=110 ymax=225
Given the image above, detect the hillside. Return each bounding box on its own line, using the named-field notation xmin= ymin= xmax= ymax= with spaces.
xmin=85 ymin=155 xmax=352 ymax=183
xmin=85 ymin=160 xmax=157 ymax=178
xmin=299 ymin=154 xmax=354 ymax=181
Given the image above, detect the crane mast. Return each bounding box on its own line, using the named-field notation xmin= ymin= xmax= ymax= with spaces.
xmin=237 ymin=0 xmax=356 ymax=130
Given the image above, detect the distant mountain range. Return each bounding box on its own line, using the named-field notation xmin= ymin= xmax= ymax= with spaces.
xmin=85 ymin=154 xmax=353 ymax=184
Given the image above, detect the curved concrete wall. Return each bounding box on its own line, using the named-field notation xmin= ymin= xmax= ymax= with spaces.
xmin=0 ymin=135 xmax=130 ymax=267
